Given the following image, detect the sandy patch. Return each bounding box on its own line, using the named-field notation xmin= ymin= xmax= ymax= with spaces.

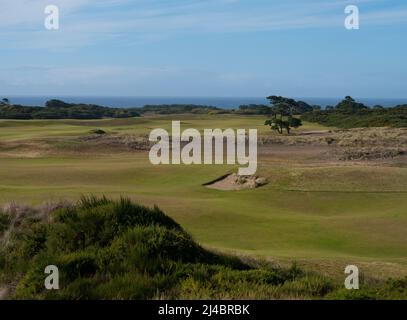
xmin=205 ymin=173 xmax=268 ymax=191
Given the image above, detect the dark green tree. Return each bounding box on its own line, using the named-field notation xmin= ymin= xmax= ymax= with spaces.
xmin=45 ymin=99 xmax=72 ymax=108
xmin=264 ymin=96 xmax=302 ymax=134
xmin=1 ymin=98 xmax=10 ymax=106
xmin=335 ymin=96 xmax=368 ymax=112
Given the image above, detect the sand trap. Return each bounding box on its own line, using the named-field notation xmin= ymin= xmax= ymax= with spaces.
xmin=204 ymin=173 xmax=268 ymax=191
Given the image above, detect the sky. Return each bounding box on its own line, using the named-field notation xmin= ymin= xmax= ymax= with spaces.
xmin=0 ymin=0 xmax=406 ymax=98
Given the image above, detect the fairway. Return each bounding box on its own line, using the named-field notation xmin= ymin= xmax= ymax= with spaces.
xmin=1 ymin=115 xmax=407 ymax=279
xmin=0 ymin=115 xmax=329 ymax=139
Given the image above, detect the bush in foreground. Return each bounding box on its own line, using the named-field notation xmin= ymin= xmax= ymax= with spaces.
xmin=0 ymin=197 xmax=406 ymax=300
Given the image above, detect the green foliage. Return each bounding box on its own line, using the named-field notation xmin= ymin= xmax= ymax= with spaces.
xmin=267 ymin=96 xmax=314 ymax=114
xmin=166 ymin=263 xmax=332 ymax=300
xmin=264 ymin=118 xmax=292 ymax=134
xmin=0 ymin=100 xmax=228 ymax=119
xmin=0 ymin=196 xmax=344 ymax=300
xmin=302 ymin=97 xmax=407 ymax=128
xmin=0 ymin=98 xmax=10 ymax=106
xmin=0 ymin=212 xmax=10 ymax=234
xmin=264 ymin=97 xmax=303 ymax=134
xmin=289 ymin=117 xmax=302 ymax=128
xmin=3 ymin=197 xmax=407 ymax=300
xmin=90 ymin=128 xmax=106 ymax=135
xmin=1 ymin=197 xmax=247 ymax=299
xmin=326 ymin=277 xmax=407 ymax=300
xmin=335 ymin=96 xmax=369 ymax=112
xmin=0 ymin=99 xmax=140 ymax=120
xmin=47 ymin=196 xmax=182 ymax=253
xmin=45 ymin=100 xmax=72 ymax=108
xmin=263 ymin=96 xmax=306 ymax=134
xmin=238 ymin=104 xmax=271 ymax=115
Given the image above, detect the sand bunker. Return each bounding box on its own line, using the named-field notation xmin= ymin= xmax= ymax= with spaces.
xmin=205 ymin=173 xmax=268 ymax=191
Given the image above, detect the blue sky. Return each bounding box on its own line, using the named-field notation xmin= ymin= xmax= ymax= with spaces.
xmin=1 ymin=0 xmax=406 ymax=98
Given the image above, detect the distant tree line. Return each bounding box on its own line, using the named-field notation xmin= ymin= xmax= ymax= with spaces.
xmin=0 ymin=98 xmax=316 ymax=119
xmin=301 ymin=96 xmax=407 ymax=128
xmin=262 ymin=95 xmax=407 ymax=132
xmin=0 ymin=99 xmax=140 ymax=119
xmin=0 ymin=99 xmax=225 ymax=119
xmin=1 ymin=96 xmax=406 ymax=128
xmin=238 ymin=99 xmax=315 ymax=115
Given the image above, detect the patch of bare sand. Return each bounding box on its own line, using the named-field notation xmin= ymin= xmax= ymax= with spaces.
xmin=205 ymin=173 xmax=268 ymax=191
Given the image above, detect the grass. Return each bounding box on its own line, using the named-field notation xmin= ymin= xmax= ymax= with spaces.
xmin=0 ymin=115 xmax=406 ymax=283
xmin=1 ymin=197 xmax=406 ymax=300
xmin=0 ymin=115 xmax=329 ymax=140
xmin=0 ymin=154 xmax=405 ymax=261
xmin=0 ymin=197 xmax=331 ymax=299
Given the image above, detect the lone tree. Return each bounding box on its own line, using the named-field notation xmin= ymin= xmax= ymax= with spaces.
xmin=264 ymin=96 xmax=302 ymax=134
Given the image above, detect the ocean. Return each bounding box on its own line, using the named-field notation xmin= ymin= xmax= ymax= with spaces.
xmin=3 ymin=96 xmax=407 ymax=109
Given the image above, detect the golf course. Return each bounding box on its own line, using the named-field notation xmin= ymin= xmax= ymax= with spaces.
xmin=1 ymin=114 xmax=406 ymax=283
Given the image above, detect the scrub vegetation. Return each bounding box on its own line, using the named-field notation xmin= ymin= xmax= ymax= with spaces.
xmin=1 ymin=197 xmax=406 ymax=300
xmin=0 ymin=112 xmax=406 ymax=300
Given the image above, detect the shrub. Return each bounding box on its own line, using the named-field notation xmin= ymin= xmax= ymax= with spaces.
xmin=0 ymin=212 xmax=10 ymax=235
xmin=90 ymin=129 xmax=106 ymax=135
xmin=3 ymin=196 xmax=406 ymax=300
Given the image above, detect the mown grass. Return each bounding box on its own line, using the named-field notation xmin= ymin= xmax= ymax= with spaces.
xmin=0 ymin=115 xmax=406 ymax=282
xmin=0 ymin=154 xmax=406 ymax=264
xmin=0 ymin=115 xmax=329 ymax=140
xmin=1 ymin=197 xmax=406 ymax=300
